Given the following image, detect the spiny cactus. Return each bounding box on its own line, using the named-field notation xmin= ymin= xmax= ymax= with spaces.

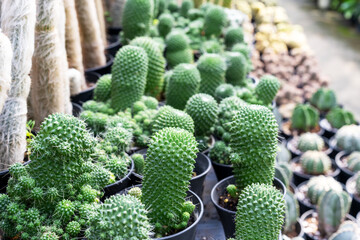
xmin=306 ymin=176 xmax=342 ymax=205
xmin=203 ymin=5 xmax=227 ymax=37
xmin=93 ymin=74 xmax=112 ymax=102
xmin=291 ymin=104 xmax=320 ymax=132
xmin=214 ymin=83 xmax=235 ymax=102
xmin=225 ymin=27 xmax=244 ymax=49
xmin=348 ymin=152 xmax=360 ymax=173
xmin=318 ymin=190 xmax=352 ymax=238
xmin=80 ymin=110 xmax=109 ymax=134
xmin=165 ymin=31 xmax=194 ymax=68
xmin=275 ymin=162 xmax=292 ymax=189
xmin=158 ymin=13 xmax=174 ymax=38
xmin=86 ymin=194 xmax=152 ymax=240
xmin=234 ymin=183 xmax=285 ymax=240
xmin=185 ymin=93 xmax=218 ymax=136
xmin=225 ymin=52 xmax=247 ymax=86
xmin=132 ymin=153 xmax=145 ymax=175
xmin=310 ymin=88 xmax=337 ymax=111
xmin=326 ymin=107 xmax=356 ymax=129
xmin=111 ymin=46 xmax=148 ymax=111
xmin=0 ymin=30 xmax=12 ymax=113
xmin=122 ymin=0 xmax=154 ymax=43
xmin=300 ymin=151 xmax=332 ymax=175
xmin=230 ymin=105 xmax=278 ymax=190
xmin=209 ymin=141 xmax=232 ymax=165
xmin=102 ymin=126 xmax=133 ymax=153
xmin=180 ymin=0 xmax=194 ymax=17
xmin=142 ymin=127 xmax=198 ymax=236
xmin=284 ymin=191 xmax=299 ymax=234
xmin=297 ymin=133 xmax=325 ymax=152
xmin=83 ymin=100 xmax=115 ymax=115
xmin=166 ymin=63 xmax=201 ymax=110
xmin=152 ymin=106 xmax=194 ymax=133
xmin=255 ymin=75 xmax=281 ymax=106
xmin=335 ymin=125 xmax=360 ymax=152
xmin=329 ymin=221 xmax=360 ymax=240
xmin=197 ymin=54 xmax=227 ymax=96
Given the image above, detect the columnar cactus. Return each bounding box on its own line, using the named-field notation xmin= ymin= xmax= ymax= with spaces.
xmin=0 ymin=0 xmax=36 ymax=171
xmin=165 ymin=31 xmax=194 ymax=68
xmin=214 ymin=83 xmax=235 ymax=102
xmin=158 ymin=13 xmax=174 ymax=38
xmin=300 ymin=151 xmax=332 ymax=175
xmin=142 ymin=127 xmax=198 ymax=235
xmin=203 ymin=5 xmax=227 ymax=37
xmin=152 ymin=106 xmax=194 ymax=133
xmin=130 ymin=37 xmax=166 ymax=98
xmin=348 ymin=152 xmax=360 ymax=173
xmin=306 ymin=176 xmax=342 ymax=205
xmin=197 ymin=54 xmax=226 ymax=96
xmin=93 ymin=74 xmax=112 ymax=102
xmin=310 ymin=88 xmax=337 ymax=111
xmin=326 ymin=107 xmax=356 ymax=129
xmin=180 ymin=0 xmax=194 ymax=18
xmin=224 ymin=27 xmax=244 ymax=49
xmin=335 ymin=125 xmax=360 ymax=152
xmin=166 ymin=63 xmax=201 ymax=110
xmin=122 ymin=0 xmax=154 ymax=43
xmin=111 ymin=46 xmax=148 ymax=111
xmin=284 ymin=191 xmax=299 ymax=234
xmin=291 ymin=104 xmax=320 ymax=132
xmin=225 ymin=52 xmax=247 ymax=86
xmin=234 ymin=183 xmax=285 ymax=240
xmin=230 ymin=105 xmax=278 ymax=190
xmin=297 ymin=133 xmax=325 ymax=152
xmin=0 ymin=30 xmax=12 ymax=113
xmin=255 ymin=75 xmax=281 ymax=106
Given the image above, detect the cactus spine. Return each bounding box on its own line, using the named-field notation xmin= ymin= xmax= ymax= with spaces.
xmin=0 ymin=30 xmax=12 ymax=113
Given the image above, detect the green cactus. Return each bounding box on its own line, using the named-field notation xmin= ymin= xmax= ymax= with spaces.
xmin=209 ymin=141 xmax=232 ymax=165
xmin=167 ymin=0 xmax=179 ymax=12
xmin=165 ymin=63 xmax=201 ymax=109
xmin=232 ymin=43 xmax=250 ymax=59
xmin=284 ymin=191 xmax=299 ymax=234
xmin=102 ymin=126 xmax=133 ymax=153
xmin=152 ymin=106 xmax=194 ymax=133
xmin=234 ymin=183 xmax=285 ymax=240
xmin=329 ymin=221 xmax=360 ymax=240
xmin=142 ymin=127 xmax=198 ymax=235
xmin=197 ymin=54 xmax=227 ymax=96
xmin=291 ymin=104 xmax=320 ymax=132
xmin=83 ymin=100 xmax=115 ymax=115
xmin=335 ymin=125 xmax=360 ymax=152
xmin=255 ymin=75 xmax=281 ymax=106
xmin=80 ymin=111 xmax=108 ymax=135
xmin=128 ymin=186 xmax=142 ymax=199
xmin=93 ymin=74 xmax=112 ymax=102
xmin=300 ymin=151 xmax=332 ymax=175
xmin=188 ymin=8 xmax=204 ymax=20
xmin=230 ymin=105 xmax=278 ymax=190
xmin=130 ymin=37 xmax=166 ymax=98
xmin=111 ymin=46 xmax=148 ymax=111
xmin=158 ymin=13 xmax=174 ymax=38
xmin=310 ymin=88 xmax=337 ymax=111
xmin=185 ymin=93 xmax=218 ymax=136
xmin=275 ymin=162 xmax=292 ymax=189
xmin=200 ymin=40 xmax=223 ymax=54
xmin=225 ymin=27 xmax=244 ymax=49
xmin=40 ymin=232 xmax=59 ymax=240
xmin=214 ymin=83 xmax=235 ymax=102
xmin=297 ymin=133 xmax=325 ymax=152
xmin=306 ymin=176 xmax=342 ymax=205
xmin=348 ymin=152 xmax=360 ymax=173
xmin=180 ymin=0 xmax=193 ymax=17
xmin=165 ymin=31 xmax=194 ymax=68
xmin=86 ymin=194 xmax=152 ymax=240
xmin=122 ymin=0 xmax=154 ymax=43
xmin=203 ymin=5 xmax=227 ymax=37
xmin=326 ymin=107 xmax=356 ymax=129
xmin=318 ymin=190 xmax=352 ymax=237
xmin=225 ymin=52 xmax=247 ymax=86
xmin=132 ymin=153 xmax=145 ymax=174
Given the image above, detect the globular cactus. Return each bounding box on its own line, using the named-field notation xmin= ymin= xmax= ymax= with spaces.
xmin=165 ymin=63 xmax=201 ymax=110
xmin=132 ymin=153 xmax=145 ymax=175
xmin=232 ymin=43 xmax=251 ymax=59
xmin=111 ymin=46 xmax=148 ymax=111
xmin=335 ymin=125 xmax=360 ymax=152
xmin=80 ymin=110 xmax=109 ymax=134
xmin=152 ymin=106 xmax=194 ymax=133
xmin=310 ymin=88 xmax=337 ymax=111
xmin=300 ymin=151 xmax=332 ymax=175
xmin=306 ymin=176 xmax=342 ymax=205
xmin=329 ymin=221 xmax=360 ymax=240
xmin=122 ymin=0 xmax=154 ymax=43
xmin=130 ymin=37 xmax=166 ymax=98
xmin=158 ymin=13 xmax=174 ymax=38
xmin=224 ymin=27 xmax=244 ymax=49
xmin=291 ymin=104 xmax=320 ymax=132
xmin=185 ymin=93 xmax=219 ymax=136
xmin=234 ymin=183 xmax=285 ymax=240
xmin=165 ymin=31 xmax=194 ymax=68
xmin=209 ymin=141 xmax=232 ymax=165
xmin=284 ymin=191 xmax=299 ymax=234
xmin=200 ymin=40 xmax=223 ymax=54
xmin=318 ymin=190 xmax=352 ymax=238
xmin=203 ymin=5 xmax=227 ymax=37
xmin=230 ymin=105 xmax=278 ymax=190
xmin=142 ymin=127 xmax=198 ymax=235
xmin=326 ymin=107 xmax=356 ymax=129
xmin=214 ymin=83 xmax=235 ymax=102
xmin=348 ymin=152 xmax=360 ymax=173
xmin=0 ymin=30 xmax=12 ymax=113
xmin=275 ymin=162 xmax=292 ymax=189
xmin=83 ymin=100 xmax=115 ymax=115
xmin=86 ymin=194 xmax=152 ymax=240
xmin=197 ymin=54 xmax=226 ymax=96
xmin=93 ymin=74 xmax=112 ymax=102
xmin=102 ymin=126 xmax=133 ymax=153
xmin=297 ymin=133 xmax=325 ymax=152
xmin=255 ymin=75 xmax=281 ymax=106
xmin=180 ymin=0 xmax=194 ymax=18
xmin=225 ymin=52 xmax=247 ymax=86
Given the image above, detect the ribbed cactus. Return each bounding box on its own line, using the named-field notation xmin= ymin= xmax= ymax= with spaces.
xmin=130 ymin=37 xmax=166 ymax=98
xmin=86 ymin=194 xmax=152 ymax=240
xmin=329 ymin=221 xmax=360 ymax=240
xmin=111 ymin=46 xmax=148 ymax=111
xmin=310 ymin=88 xmax=337 ymax=111
xmin=0 ymin=31 xmax=12 ymax=113
xmin=122 ymin=0 xmax=154 ymax=43
xmin=224 ymin=27 xmax=244 ymax=49
xmin=93 ymin=74 xmax=112 ymax=102
xmin=197 ymin=54 xmax=226 ymax=96
xmin=318 ymin=190 xmax=352 ymax=238
xmin=306 ymin=176 xmax=342 ymax=205
xmin=348 ymin=152 xmax=360 ymax=173
xmin=335 ymin=125 xmax=360 ymax=152
xmin=142 ymin=127 xmax=198 ymax=235
xmin=225 ymin=52 xmax=247 ymax=86
xmin=166 ymin=63 xmax=201 ymax=110
xmin=297 ymin=133 xmax=325 ymax=152
xmin=326 ymin=107 xmax=356 ymax=129
xmin=180 ymin=0 xmax=194 ymax=17
xmin=275 ymin=162 xmax=292 ymax=189
xmin=284 ymin=191 xmax=299 ymax=234
xmin=165 ymin=31 xmax=194 ymax=68
xmin=291 ymin=104 xmax=320 ymax=132
xmin=152 ymin=106 xmax=194 ymax=133
xmin=255 ymin=75 xmax=281 ymax=106
xmin=214 ymin=83 xmax=235 ymax=102
xmin=300 ymin=151 xmax=332 ymax=175
xmin=203 ymin=5 xmax=227 ymax=37
xmin=234 ymin=183 xmax=285 ymax=240
xmin=158 ymin=13 xmax=174 ymax=38
xmin=230 ymin=105 xmax=278 ymax=190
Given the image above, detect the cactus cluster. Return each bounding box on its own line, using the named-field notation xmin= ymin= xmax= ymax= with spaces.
xmin=310 ymin=88 xmax=337 ymax=111
xmin=335 ymin=125 xmax=360 ymax=152
xmin=152 ymin=105 xmax=194 ymax=133
xmin=297 ymin=133 xmax=325 ymax=152
xmin=300 ymin=151 xmax=332 ymax=175
xmin=306 ymin=176 xmax=342 ymax=205
xmin=291 ymin=104 xmax=320 ymax=132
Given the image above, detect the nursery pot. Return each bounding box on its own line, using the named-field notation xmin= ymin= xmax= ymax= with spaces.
xmin=107 ymin=26 xmax=122 ymax=36
xmin=335 ymin=151 xmax=355 ymax=184
xmin=0 ymin=160 xmax=31 ymax=193
xmin=71 ymin=102 xmax=83 ymax=117
xmin=319 ymin=118 xmax=337 ymax=139
xmin=70 ymin=72 xmax=100 ymax=106
xmin=210 ymin=175 xmax=286 ymax=238
xmin=106 ymin=34 xmax=122 ymax=58
xmin=210 ymin=160 xmax=233 ymax=182
xmin=200 ymin=135 xmax=215 ymax=155
xmin=85 ymin=71 xmax=101 ymax=84
xmin=85 ymin=53 xmax=114 ymax=76
xmin=280 ymin=120 xmax=324 ymax=141
xmin=286 ymin=136 xmax=333 ymax=159
xmin=130 ymin=149 xmax=211 ymax=198
xmin=345 ymin=175 xmax=360 ymax=217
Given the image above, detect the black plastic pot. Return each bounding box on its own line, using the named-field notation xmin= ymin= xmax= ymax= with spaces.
xmin=0 ymin=160 xmax=31 ymax=193
xmin=200 ymin=135 xmax=215 ymax=155
xmin=319 ymin=118 xmax=338 ymax=139
xmin=106 ymin=35 xmax=122 ymax=57
xmin=107 ymin=27 xmax=122 ymax=36
xmin=85 ymin=53 xmax=114 ymax=76
xmin=286 ymin=136 xmax=333 ymax=159
xmin=283 ymin=220 xmax=304 ymax=239
xmin=210 ymin=175 xmax=286 ymax=238
xmin=210 ymin=160 xmax=233 ymax=182
xmin=291 ymin=157 xmax=340 ymax=186
xmin=335 ymin=151 xmax=355 ymax=184
xmin=345 ymin=175 xmax=360 ymax=217
xmin=72 ymin=102 xmax=83 ymax=117
xmin=85 ymin=71 xmax=101 ymax=84
xmin=280 ymin=120 xmax=324 ymax=141
xmin=71 ymin=86 xmax=95 ymax=107
xmin=130 ymin=149 xmax=211 ymax=198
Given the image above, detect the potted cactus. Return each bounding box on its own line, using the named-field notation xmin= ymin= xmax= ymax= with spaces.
xmin=345 ymin=173 xmax=360 ymax=217
xmin=330 ymin=124 xmax=360 ymax=156
xmin=283 ymin=191 xmax=304 ymax=238
xmin=336 ymin=151 xmax=360 ymax=184
xmin=320 ymin=107 xmax=357 ymax=139
xmin=209 ymin=140 xmax=233 ymax=181
xmin=310 ymin=88 xmax=337 ymax=113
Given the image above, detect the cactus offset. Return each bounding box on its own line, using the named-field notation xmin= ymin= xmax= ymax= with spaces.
xmin=152 ymin=106 xmax=194 ymax=133
xmin=214 ymin=83 xmax=235 ymax=102
xmin=158 ymin=13 xmax=174 ymax=38
xmin=297 ymin=133 xmax=325 ymax=152
xmin=310 ymin=88 xmax=337 ymax=111
xmin=335 ymin=125 xmax=360 ymax=152
xmin=93 ymin=74 xmax=112 ymax=102
xmin=306 ymin=176 xmax=342 ymax=205
xmin=291 ymin=104 xmax=320 ymax=132
xmin=326 ymin=107 xmax=356 ymax=129
xmin=165 ymin=31 xmax=194 ymax=68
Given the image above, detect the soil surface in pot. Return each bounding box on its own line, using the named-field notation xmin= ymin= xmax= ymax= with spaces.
xmin=290 ymin=161 xmax=336 ymax=176
xmin=284 ymin=224 xmax=300 ymax=238
xmin=282 ymin=121 xmax=322 ymax=138
xmin=303 ymin=212 xmax=327 ymax=240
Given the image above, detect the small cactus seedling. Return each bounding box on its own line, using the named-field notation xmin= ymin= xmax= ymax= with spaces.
xmin=291 ymin=104 xmax=320 ymax=132
xmin=297 ymin=133 xmax=325 ymax=152
xmin=209 ymin=141 xmax=232 ymax=165
xmin=310 ymin=88 xmax=337 ymax=111
xmin=214 ymin=83 xmax=235 ymax=102
xmin=326 ymin=107 xmax=356 ymax=129
xmin=347 ymin=152 xmax=360 ymax=173
xmin=306 ymin=176 xmax=342 ymax=205
xmin=335 ymin=125 xmax=360 ymax=152
xmin=300 ymin=151 xmax=332 ymax=175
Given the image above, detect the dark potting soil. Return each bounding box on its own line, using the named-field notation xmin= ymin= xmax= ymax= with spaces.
xmin=284 ymin=225 xmax=300 ymax=238
xmin=219 ymin=190 xmax=238 ymax=212
xmin=291 ymin=162 xmax=335 ymax=176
